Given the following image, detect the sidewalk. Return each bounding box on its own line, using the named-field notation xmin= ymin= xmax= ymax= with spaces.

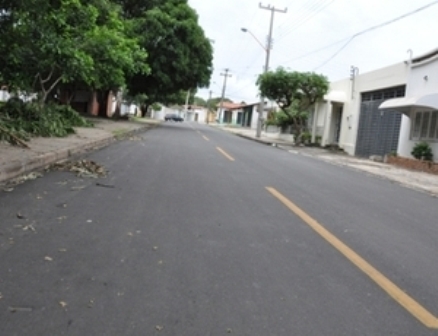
xmin=213 ymin=124 xmax=438 ymax=197
xmin=0 ymin=118 xmax=160 ymax=184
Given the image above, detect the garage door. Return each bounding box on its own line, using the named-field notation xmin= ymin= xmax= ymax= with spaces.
xmin=355 ymin=86 xmax=405 ymax=158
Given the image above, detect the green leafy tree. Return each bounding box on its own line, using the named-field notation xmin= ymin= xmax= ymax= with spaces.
xmin=0 ymin=0 xmax=96 ymax=102
xmin=81 ymin=0 xmax=149 ymax=91
xmin=0 ymin=0 xmax=148 ymax=104
xmin=58 ymin=0 xmax=149 ymax=118
xmin=257 ymin=67 xmax=329 ymax=141
xmin=118 ymin=0 xmax=213 ymax=115
xmin=207 ymin=97 xmax=233 ymax=109
xmin=193 ymin=96 xmax=207 ymax=107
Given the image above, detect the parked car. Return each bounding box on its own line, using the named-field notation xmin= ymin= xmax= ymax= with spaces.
xmin=164 ymin=114 xmax=184 ymax=122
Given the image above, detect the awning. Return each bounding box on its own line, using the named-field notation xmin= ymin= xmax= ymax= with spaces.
xmin=379 ymin=93 xmax=438 ymax=113
xmin=324 ymin=90 xmax=347 ymax=103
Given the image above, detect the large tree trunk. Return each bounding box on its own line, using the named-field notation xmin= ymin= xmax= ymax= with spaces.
xmin=140 ymin=104 xmax=149 ymax=118
xmin=111 ymin=101 xmax=122 ymax=119
xmin=97 ymin=90 xmax=109 ymax=118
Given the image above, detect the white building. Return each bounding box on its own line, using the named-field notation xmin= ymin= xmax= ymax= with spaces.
xmin=185 ymin=105 xmax=208 ymax=123
xmin=120 ymin=103 xmax=138 ymax=116
xmin=216 ymin=102 xmax=272 ymax=128
xmin=314 ymin=62 xmax=409 ymax=157
xmin=0 ymin=87 xmax=10 ymax=102
xmin=150 ymin=105 xmax=181 ymax=120
xmin=216 ymin=102 xmax=245 ymax=124
xmin=380 ymin=48 xmax=438 ymax=160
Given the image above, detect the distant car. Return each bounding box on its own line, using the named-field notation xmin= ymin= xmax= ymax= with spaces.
xmin=164 ymin=114 xmax=184 ymax=122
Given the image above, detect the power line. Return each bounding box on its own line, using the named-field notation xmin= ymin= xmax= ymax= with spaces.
xmin=279 ymin=37 xmax=349 ymax=64
xmin=276 ymin=0 xmax=335 ymax=41
xmin=232 ymin=51 xmax=265 ymax=80
xmin=280 ymin=0 xmax=438 ymax=68
xmin=279 ymin=0 xmax=336 ymax=41
xmin=287 ymin=52 xmax=348 ymax=74
xmin=275 ymin=0 xmax=324 ymax=31
xmin=312 ymin=38 xmax=354 ymax=70
xmin=312 ymin=0 xmax=438 ymax=70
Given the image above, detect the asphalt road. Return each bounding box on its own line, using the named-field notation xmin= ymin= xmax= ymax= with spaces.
xmin=0 ymin=122 xmax=437 ymax=336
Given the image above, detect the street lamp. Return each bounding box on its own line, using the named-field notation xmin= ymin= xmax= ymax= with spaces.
xmin=241 ymin=28 xmax=267 ymax=52
xmin=241 ymin=27 xmax=271 ymax=138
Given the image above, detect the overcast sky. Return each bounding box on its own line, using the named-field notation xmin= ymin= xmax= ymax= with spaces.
xmin=188 ymin=0 xmax=438 ymax=104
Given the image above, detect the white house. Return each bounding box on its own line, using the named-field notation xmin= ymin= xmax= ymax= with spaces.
xmin=216 ymin=101 xmax=274 ymax=128
xmin=380 ymin=48 xmax=438 ymax=161
xmin=120 ymin=103 xmax=138 ymax=116
xmin=314 ymin=62 xmax=409 ymax=157
xmin=0 ymin=87 xmax=38 ymax=103
xmin=216 ymin=102 xmax=245 ymax=124
xmin=150 ymin=105 xmax=182 ymax=120
xmin=0 ymin=87 xmax=10 ymax=102
xmin=184 ymin=105 xmax=208 ymax=123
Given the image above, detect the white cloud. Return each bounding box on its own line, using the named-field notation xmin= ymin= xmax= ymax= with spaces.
xmin=190 ymin=0 xmax=438 ymax=102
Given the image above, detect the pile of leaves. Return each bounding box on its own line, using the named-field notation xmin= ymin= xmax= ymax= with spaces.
xmin=0 ymin=99 xmax=92 ymax=146
xmin=51 ymin=160 xmax=107 ymax=178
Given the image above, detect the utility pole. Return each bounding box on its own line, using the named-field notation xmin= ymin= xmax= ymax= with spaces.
xmin=218 ymin=69 xmax=232 ymax=124
xmin=257 ymin=3 xmax=287 ymax=138
xmin=184 ymin=89 xmax=191 ymax=120
xmin=206 ymin=90 xmax=212 ymax=124
xmin=350 ymin=66 xmax=359 ymax=99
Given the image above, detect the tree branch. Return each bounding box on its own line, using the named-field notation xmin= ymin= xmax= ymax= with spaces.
xmin=40 ymin=75 xmax=63 ymax=103
xmin=0 ymin=125 xmax=30 ymax=148
xmin=46 ymin=76 xmax=63 ymax=97
xmin=41 ymin=67 xmax=54 ymax=84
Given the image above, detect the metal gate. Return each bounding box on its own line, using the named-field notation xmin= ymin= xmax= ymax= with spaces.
xmin=355 ymin=86 xmax=405 ymax=158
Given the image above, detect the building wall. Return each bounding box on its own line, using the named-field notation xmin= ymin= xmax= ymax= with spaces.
xmin=326 ymin=62 xmax=409 ymax=155
xmin=192 ymin=108 xmax=208 ymax=123
xmin=154 ymin=106 xmax=181 ymax=120
xmin=397 ymin=55 xmax=438 ymax=160
xmin=0 ymin=89 xmax=10 ymax=102
xmin=231 ymin=110 xmax=242 ymax=124
xmin=120 ymin=103 xmax=137 ymax=116
xmin=312 ymin=103 xmax=326 ymax=142
xmin=251 ymin=106 xmax=260 ymax=129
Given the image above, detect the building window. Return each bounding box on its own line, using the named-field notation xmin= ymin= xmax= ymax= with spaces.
xmin=361 ymin=86 xmax=405 ymax=102
xmin=412 ymin=112 xmax=422 ymax=138
xmin=412 ymin=110 xmax=438 ymax=140
xmin=421 ymin=111 xmax=430 ymax=138
xmin=430 ymin=111 xmax=438 ymax=139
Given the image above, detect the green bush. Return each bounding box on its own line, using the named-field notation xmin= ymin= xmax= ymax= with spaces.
xmin=301 ymin=132 xmax=312 ymax=143
xmin=0 ymin=100 xmax=92 ymax=145
xmin=411 ymin=142 xmax=433 ymax=161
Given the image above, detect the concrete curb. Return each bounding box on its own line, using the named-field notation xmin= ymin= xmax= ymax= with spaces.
xmin=0 ymin=124 xmax=154 ymax=184
xmin=217 ymin=127 xmax=438 ymax=197
xmin=221 ymin=130 xmax=292 ymax=147
xmin=234 ymin=133 xmax=272 ymax=145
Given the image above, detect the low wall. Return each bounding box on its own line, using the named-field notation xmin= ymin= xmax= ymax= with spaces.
xmin=386 ymin=156 xmax=438 ymax=175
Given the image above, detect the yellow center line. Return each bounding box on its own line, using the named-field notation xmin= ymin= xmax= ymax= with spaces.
xmin=216 ymin=147 xmax=235 ymax=161
xmin=202 ymin=135 xmax=210 ymax=141
xmin=266 ymin=186 xmax=438 ymax=329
